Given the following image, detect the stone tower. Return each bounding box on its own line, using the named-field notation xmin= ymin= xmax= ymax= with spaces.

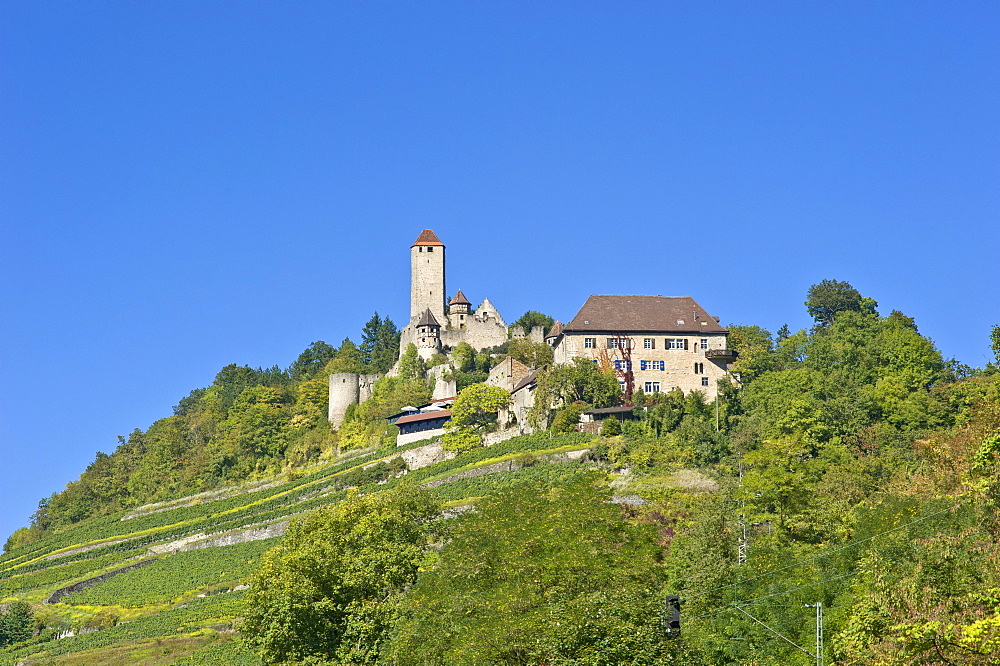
xmin=415 ymin=308 xmax=442 ymax=360
xmin=410 ymin=229 xmax=446 ymax=325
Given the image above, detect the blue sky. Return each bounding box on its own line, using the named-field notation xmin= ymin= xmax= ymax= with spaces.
xmin=1 ymin=2 xmax=997 ymax=541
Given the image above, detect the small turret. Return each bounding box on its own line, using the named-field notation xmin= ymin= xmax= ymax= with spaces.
xmin=416 ymin=308 xmax=442 ymax=359
xmin=449 ymin=289 xmax=471 ymax=328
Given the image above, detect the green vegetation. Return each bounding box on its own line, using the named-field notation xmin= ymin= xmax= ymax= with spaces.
xmin=242 ymin=484 xmax=441 ymax=664
xmin=3 ymin=280 xmax=999 ymax=665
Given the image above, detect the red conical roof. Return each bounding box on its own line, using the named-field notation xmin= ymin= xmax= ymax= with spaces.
xmin=449 ymin=289 xmax=471 ymax=305
xmin=411 ymin=229 xmax=444 ymax=247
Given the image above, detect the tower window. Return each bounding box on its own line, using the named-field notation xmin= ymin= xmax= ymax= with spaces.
xmin=427 ymin=246 xmax=434 ymax=252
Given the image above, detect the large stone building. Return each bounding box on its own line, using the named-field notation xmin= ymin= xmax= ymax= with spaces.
xmin=550 ymin=294 xmax=735 ymax=400
xmin=398 ymin=230 xmax=511 ymax=360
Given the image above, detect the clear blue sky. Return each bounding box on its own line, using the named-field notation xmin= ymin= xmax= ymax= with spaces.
xmin=1 ymin=2 xmax=997 ymax=541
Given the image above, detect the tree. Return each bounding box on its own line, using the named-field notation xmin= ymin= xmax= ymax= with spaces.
xmin=360 ymin=312 xmax=401 ymax=374
xmin=805 ymin=279 xmax=865 ymax=327
xmin=451 ymin=341 xmax=476 ymax=372
xmin=511 ymin=310 xmax=556 ymax=337
xmin=992 ymin=325 xmax=1000 ymax=365
xmin=506 ymin=338 xmax=553 ymax=368
xmin=442 ymin=383 xmax=511 ymax=453
xmin=727 ymin=325 xmax=777 ymax=382
xmin=530 ymin=358 xmax=621 ymax=426
xmin=289 ymin=340 xmax=336 ymax=381
xmin=0 ymin=600 xmax=34 ymax=646
xmin=388 ymin=473 xmax=691 ymax=665
xmin=242 ymin=484 xmax=441 ymax=664
xmin=396 ymin=343 xmax=425 ymax=381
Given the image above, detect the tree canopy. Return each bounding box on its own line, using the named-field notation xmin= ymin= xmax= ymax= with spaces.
xmin=242 ymin=484 xmax=442 ymax=664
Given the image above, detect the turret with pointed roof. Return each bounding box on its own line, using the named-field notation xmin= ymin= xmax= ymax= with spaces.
xmin=415 ymin=307 xmax=442 ymax=360
xmin=449 ymin=289 xmax=471 ymax=317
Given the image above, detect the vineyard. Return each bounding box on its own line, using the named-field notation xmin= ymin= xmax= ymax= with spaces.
xmin=0 ymin=432 xmax=597 ymax=665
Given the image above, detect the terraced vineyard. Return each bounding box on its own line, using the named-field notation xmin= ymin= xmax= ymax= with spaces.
xmin=0 ymin=432 xmax=595 ymax=665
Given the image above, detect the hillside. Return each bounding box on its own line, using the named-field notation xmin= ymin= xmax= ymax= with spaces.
xmin=3 ymin=284 xmax=1000 ymax=664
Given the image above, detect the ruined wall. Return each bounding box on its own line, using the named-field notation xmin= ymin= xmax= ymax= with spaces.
xmin=328 ymin=373 xmax=381 ymax=427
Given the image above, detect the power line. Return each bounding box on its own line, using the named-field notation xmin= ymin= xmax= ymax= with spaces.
xmin=686 ymin=570 xmax=855 ymax=622
xmin=684 ymin=502 xmax=958 ymax=602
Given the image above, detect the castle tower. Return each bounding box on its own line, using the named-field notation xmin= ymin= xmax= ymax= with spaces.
xmin=449 ymin=289 xmax=471 ymax=329
xmin=415 ymin=308 xmax=442 ymax=360
xmin=411 ymin=229 xmax=446 ymax=325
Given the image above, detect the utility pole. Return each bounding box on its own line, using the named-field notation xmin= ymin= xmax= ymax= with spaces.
xmin=737 ymin=454 xmax=748 ymax=566
xmin=804 ymin=602 xmax=823 ymax=666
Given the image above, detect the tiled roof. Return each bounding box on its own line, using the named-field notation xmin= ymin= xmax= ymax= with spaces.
xmin=449 ymin=289 xmax=471 ymax=305
xmin=394 ymin=410 xmax=452 ymax=425
xmin=545 ymin=320 xmax=564 ymax=340
xmin=512 ymin=369 xmax=540 ymax=393
xmin=417 ymin=308 xmax=441 ymax=327
xmin=412 ymin=229 xmax=444 ymax=247
xmin=563 ymin=295 xmax=727 ymax=334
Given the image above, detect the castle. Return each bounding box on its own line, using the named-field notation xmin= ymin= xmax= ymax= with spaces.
xmin=328 ymin=229 xmax=537 ymax=427
xmin=397 ymin=229 xmax=531 ymax=360
xmin=328 ymin=229 xmax=735 ymax=429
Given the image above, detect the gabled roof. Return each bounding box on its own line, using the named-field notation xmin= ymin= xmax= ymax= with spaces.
xmin=449 ymin=289 xmax=471 ymax=305
xmin=545 ymin=320 xmax=564 ymax=340
xmin=563 ymin=295 xmax=727 ymax=334
xmin=512 ymin=368 xmax=540 ymax=393
xmin=412 ymin=229 xmax=444 ymax=247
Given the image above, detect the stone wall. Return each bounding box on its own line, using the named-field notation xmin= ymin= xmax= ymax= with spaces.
xmin=328 ymin=373 xmax=380 ymax=427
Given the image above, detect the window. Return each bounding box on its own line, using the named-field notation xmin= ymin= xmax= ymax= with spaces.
xmin=607 ymin=337 xmax=619 ymax=348
xmin=640 ymin=360 xmax=647 ymax=371
xmin=619 ymin=381 xmax=627 ymax=392
xmin=644 ymin=382 xmax=661 ymax=393
xmin=644 ymin=338 xmax=655 ymax=349
xmin=641 ymin=360 xmax=665 ymax=371
xmin=667 ymin=338 xmax=688 ymax=350
xmin=613 ymin=360 xmax=632 ymax=370
xmin=654 ymin=360 xmax=664 ymax=370
xmin=700 ymin=338 xmax=709 ymax=350
xmin=584 ymin=337 xmax=596 ymax=349
xmin=694 ymin=362 xmax=704 ymax=374
xmin=701 ymin=377 xmax=710 ymax=387
xmin=427 ymin=246 xmax=434 ymax=252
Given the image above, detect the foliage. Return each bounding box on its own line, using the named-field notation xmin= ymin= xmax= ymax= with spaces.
xmin=992 ymin=324 xmax=1000 ymax=365
xmin=530 ymin=358 xmax=621 ymax=427
xmin=0 ymin=600 xmax=34 ymax=646
xmin=600 ymin=415 xmax=622 ymax=436
xmin=65 ymin=539 xmax=276 ymax=607
xmin=242 ymin=484 xmax=441 ymax=664
xmin=396 ymin=343 xmax=425 ymax=381
xmin=805 ymin=278 xmax=866 ymax=327
xmin=360 ymin=312 xmax=401 ymax=374
xmin=388 ymin=472 xmax=693 ymax=665
xmin=290 ymin=341 xmax=337 ymax=381
xmin=511 ymin=310 xmax=556 ymax=337
xmin=450 ymin=341 xmax=476 ymax=372
xmin=506 ymin=338 xmax=554 ymax=368
xmin=442 ymin=383 xmax=511 ymax=453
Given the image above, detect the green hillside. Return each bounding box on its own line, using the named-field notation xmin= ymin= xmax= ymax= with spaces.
xmin=3 ymin=285 xmax=1000 ymax=664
